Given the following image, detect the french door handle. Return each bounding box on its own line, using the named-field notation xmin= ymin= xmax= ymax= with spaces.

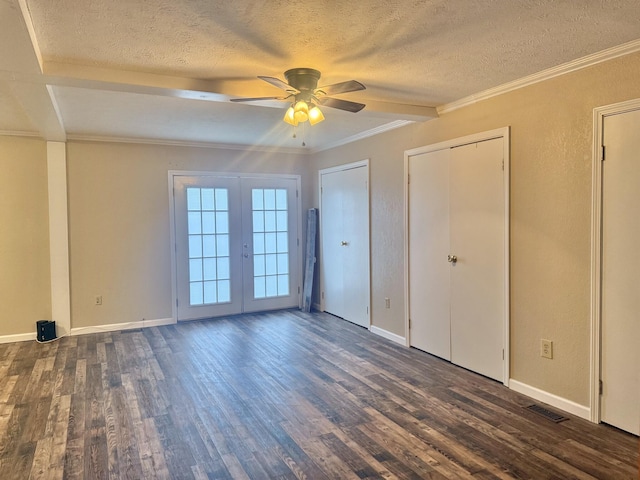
xmin=243 ymin=253 xmax=249 ymax=258
xmin=447 ymin=254 xmax=457 ymax=264
xmin=340 ymin=241 xmax=348 ymax=246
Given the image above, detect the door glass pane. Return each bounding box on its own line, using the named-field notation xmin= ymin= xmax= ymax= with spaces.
xmin=203 ymin=281 xmax=217 ymax=303
xmin=264 ymin=232 xmax=277 ymax=254
xmin=202 ymin=235 xmax=216 ymax=257
xmin=215 ymin=189 xmax=228 ymax=210
xmin=202 ymin=212 xmax=215 ymax=234
xmin=251 ymin=188 xmax=289 ymax=299
xmin=186 ymin=187 xmax=231 ymax=306
xmin=203 ymin=258 xmax=217 ymax=280
xmin=265 ymin=254 xmax=277 ymax=275
xmin=254 ymin=255 xmax=265 ymax=276
xmin=253 ymin=233 xmax=265 ymax=254
xmin=264 ymin=211 xmax=276 ymax=232
xmin=218 ymin=280 xmax=231 ymax=302
xmin=201 ymin=189 xmax=214 ymax=210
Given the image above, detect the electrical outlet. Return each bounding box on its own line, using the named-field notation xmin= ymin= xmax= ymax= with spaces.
xmin=95 ymin=295 xmax=103 ymax=306
xmin=541 ymin=339 xmax=553 ymax=359
xmin=385 ymin=297 xmax=390 ymax=309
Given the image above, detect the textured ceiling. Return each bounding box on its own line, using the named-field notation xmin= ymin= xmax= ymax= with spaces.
xmin=2 ymin=0 xmax=640 ymax=150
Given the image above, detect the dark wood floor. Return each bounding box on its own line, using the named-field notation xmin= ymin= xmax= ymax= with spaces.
xmin=0 ymin=310 xmax=637 ymax=479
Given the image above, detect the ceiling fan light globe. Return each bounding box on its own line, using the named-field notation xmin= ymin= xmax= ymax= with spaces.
xmin=283 ymin=106 xmax=298 ymax=126
xmin=308 ymin=106 xmax=325 ymax=125
xmin=294 ymin=100 xmax=310 ymax=123
xmin=294 ymin=100 xmax=309 ymax=112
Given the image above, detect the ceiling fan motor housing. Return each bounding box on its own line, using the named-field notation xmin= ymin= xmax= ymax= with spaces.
xmin=284 ymin=68 xmax=321 ymax=93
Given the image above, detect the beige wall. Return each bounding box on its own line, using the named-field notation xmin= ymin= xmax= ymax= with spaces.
xmin=67 ymin=141 xmax=311 ymax=328
xmin=0 ymin=136 xmax=51 ymax=335
xmin=313 ymin=52 xmax=640 ymax=406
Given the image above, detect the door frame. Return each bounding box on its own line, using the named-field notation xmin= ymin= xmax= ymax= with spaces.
xmin=168 ymin=170 xmax=303 ymax=322
xmin=317 ymin=159 xmax=371 ymax=320
xmin=403 ymin=127 xmax=511 ymax=386
xmin=589 ymin=98 xmax=640 ymax=424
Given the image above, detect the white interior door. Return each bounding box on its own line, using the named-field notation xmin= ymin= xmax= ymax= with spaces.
xmin=320 ymin=163 xmax=370 ymax=328
xmin=600 ymin=109 xmax=640 ymax=435
xmin=408 ymin=149 xmax=451 ymax=360
xmin=173 ymin=174 xmax=300 ymax=321
xmin=449 ymin=139 xmax=505 ymax=382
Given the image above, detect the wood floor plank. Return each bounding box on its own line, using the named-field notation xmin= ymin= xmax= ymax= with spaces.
xmin=0 ymin=310 xmax=637 ymax=479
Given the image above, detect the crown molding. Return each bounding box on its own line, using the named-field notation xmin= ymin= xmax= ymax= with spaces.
xmin=0 ymin=130 xmax=41 ymax=138
xmin=438 ymin=38 xmax=640 ymax=115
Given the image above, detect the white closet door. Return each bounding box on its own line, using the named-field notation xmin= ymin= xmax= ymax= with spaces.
xmin=408 ymin=136 xmax=506 ymax=383
xmin=320 ymin=164 xmax=370 ymax=328
xmin=408 ymin=149 xmax=451 ymax=360
xmin=449 ymin=138 xmax=505 ymax=382
xmin=601 ymin=109 xmax=640 ymax=435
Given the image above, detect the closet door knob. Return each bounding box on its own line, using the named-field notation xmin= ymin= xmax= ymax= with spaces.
xmin=447 ymin=255 xmax=457 ymax=264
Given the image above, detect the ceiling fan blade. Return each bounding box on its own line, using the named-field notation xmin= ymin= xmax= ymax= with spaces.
xmin=258 ymin=76 xmax=300 ymax=94
xmin=316 ymin=80 xmax=366 ymax=96
xmin=230 ymin=96 xmax=290 ymax=102
xmin=318 ymin=97 xmax=366 ymax=113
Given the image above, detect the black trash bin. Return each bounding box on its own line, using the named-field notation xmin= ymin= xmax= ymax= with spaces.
xmin=36 ymin=320 xmax=56 ymax=342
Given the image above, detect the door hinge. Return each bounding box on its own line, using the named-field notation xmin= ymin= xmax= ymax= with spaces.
xmin=321 ymin=291 xmax=324 ymax=299
xmin=599 ymin=379 xmax=603 ymax=395
xmin=407 ymin=174 xmax=410 ymax=184
xmin=176 ymin=298 xmax=179 ymax=307
xmin=297 ymin=238 xmax=299 ymax=246
xmin=601 ymin=145 xmax=606 ymax=161
xmin=298 ymin=286 xmax=300 ymax=294
xmin=501 ymin=159 xmax=504 ymax=171
xmin=502 ymin=349 xmax=505 ymax=360
xmin=296 ymin=189 xmax=299 ymax=198
xmin=408 ymin=318 xmax=411 ymax=329
xmin=366 ymin=306 xmax=369 ymax=315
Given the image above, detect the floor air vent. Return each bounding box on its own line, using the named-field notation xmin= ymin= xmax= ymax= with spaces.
xmin=524 ymin=404 xmax=569 ymax=423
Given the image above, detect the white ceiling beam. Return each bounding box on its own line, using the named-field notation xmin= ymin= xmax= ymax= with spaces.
xmin=8 ymin=80 xmax=66 ymax=141
xmin=0 ymin=0 xmax=65 ymax=140
xmin=42 ymin=61 xmax=437 ymax=122
xmin=359 ymin=100 xmax=438 ymax=122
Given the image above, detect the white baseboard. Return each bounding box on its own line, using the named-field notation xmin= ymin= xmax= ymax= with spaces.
xmin=0 ymin=318 xmax=176 ymax=345
xmin=509 ymin=379 xmax=591 ymax=420
xmin=70 ymin=317 xmax=176 ymax=336
xmin=0 ymin=332 xmax=36 ymax=344
xmin=370 ymin=325 xmax=406 ymax=346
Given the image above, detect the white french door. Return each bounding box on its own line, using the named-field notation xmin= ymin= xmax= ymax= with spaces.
xmin=172 ymin=174 xmax=300 ymax=321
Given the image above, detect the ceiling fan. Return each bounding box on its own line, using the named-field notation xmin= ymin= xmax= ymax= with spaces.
xmin=230 ymin=68 xmax=366 ymax=126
